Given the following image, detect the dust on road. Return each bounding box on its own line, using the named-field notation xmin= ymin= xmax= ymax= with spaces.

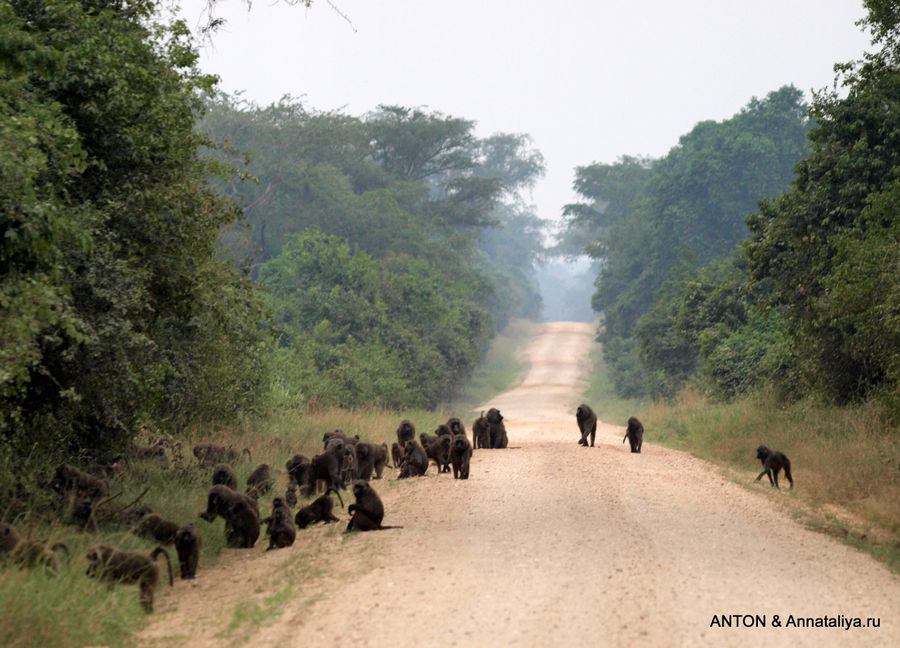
xmin=139 ymin=322 xmax=898 ymax=647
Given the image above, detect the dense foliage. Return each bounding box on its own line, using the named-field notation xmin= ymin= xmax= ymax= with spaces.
xmin=0 ymin=0 xmax=269 ymax=467
xmin=565 ymin=2 xmax=900 ymax=413
xmin=561 ymin=86 xmax=811 ymax=397
xmin=202 ymin=96 xmax=547 ymax=407
xmin=747 ymin=1 xmax=900 ymax=408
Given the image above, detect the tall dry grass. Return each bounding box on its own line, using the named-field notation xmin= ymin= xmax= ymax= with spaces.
xmin=645 ymin=388 xmax=900 ymax=567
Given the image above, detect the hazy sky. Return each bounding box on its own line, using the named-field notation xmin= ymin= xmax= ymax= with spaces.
xmin=177 ymin=0 xmax=873 ymax=229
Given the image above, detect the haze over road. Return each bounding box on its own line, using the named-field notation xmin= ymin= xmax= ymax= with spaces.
xmin=140 ymin=322 xmax=898 ymax=647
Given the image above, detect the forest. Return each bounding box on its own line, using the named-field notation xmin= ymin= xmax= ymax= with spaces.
xmin=1 ymin=0 xmax=550 ymax=491
xmin=559 ymin=6 xmax=900 ymax=413
xmin=2 ymin=0 xmax=899 ymax=488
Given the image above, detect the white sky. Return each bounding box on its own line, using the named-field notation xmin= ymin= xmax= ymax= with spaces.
xmin=176 ymin=0 xmax=873 ymax=228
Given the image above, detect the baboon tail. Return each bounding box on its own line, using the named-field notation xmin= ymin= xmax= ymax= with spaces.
xmin=325 ymin=487 xmax=345 ymax=508
xmin=376 ymin=525 xmax=403 ymax=530
xmin=622 ymin=433 xmax=628 ymax=443
xmin=151 ymin=546 xmax=174 ymax=586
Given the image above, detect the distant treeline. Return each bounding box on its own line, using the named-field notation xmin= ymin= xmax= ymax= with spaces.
xmin=558 ymin=1 xmax=900 ymax=415
xmin=0 ymin=0 xmax=548 ymax=480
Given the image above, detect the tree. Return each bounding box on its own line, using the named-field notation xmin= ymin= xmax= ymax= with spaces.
xmin=560 ymin=86 xmax=810 ymax=397
xmin=747 ymin=6 xmax=900 ymax=404
xmin=1 ymin=0 xmax=268 ymax=462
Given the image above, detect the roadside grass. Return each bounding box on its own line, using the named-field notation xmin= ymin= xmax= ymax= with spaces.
xmin=447 ymin=318 xmax=537 ymax=413
xmin=644 ymin=388 xmax=900 ymax=573
xmin=0 ymin=321 xmax=536 ymax=646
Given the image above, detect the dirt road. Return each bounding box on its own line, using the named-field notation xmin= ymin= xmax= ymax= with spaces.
xmin=139 ymin=322 xmax=898 ymax=647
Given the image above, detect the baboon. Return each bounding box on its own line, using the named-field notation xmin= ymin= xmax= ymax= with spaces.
xmin=133 ymin=513 xmax=180 ymax=545
xmin=130 ymin=442 xmax=167 ymax=464
xmin=323 ymin=429 xmax=359 ymax=449
xmin=446 ymin=417 xmax=466 ymax=442
xmin=118 ymin=505 xmax=154 ymax=528
xmin=304 ymin=444 xmax=347 ymax=496
xmin=472 ymin=412 xmax=491 ymax=450
xmin=396 ymin=419 xmax=416 ymax=446
xmin=398 ymin=440 xmax=428 ymax=478
xmin=285 ymin=454 xmax=311 ymax=491
xmin=340 ymin=444 xmax=358 ymax=483
xmin=294 ymin=488 xmax=344 ymax=529
xmin=285 ymin=482 xmax=298 ymax=508
xmin=198 ymin=485 xmax=260 ymax=548
xmin=246 ymin=463 xmax=273 ymax=495
xmin=623 ymin=417 xmax=644 ymax=453
xmin=0 ymin=523 xmax=69 ymax=574
xmin=755 ymin=445 xmax=793 ymax=489
xmin=262 ymin=497 xmax=296 ymax=550
xmin=422 ymin=434 xmax=451 ymax=473
xmin=50 ymin=464 xmax=110 ymax=500
xmin=486 ymin=408 xmax=508 ymax=449
xmin=576 ymin=404 xmax=598 ymax=447
xmin=85 ymin=544 xmax=173 ymax=612
xmin=193 ymin=444 xmax=250 ymax=468
xmin=450 ymin=434 xmax=473 ymax=480
xmin=391 ymin=442 xmax=403 ymax=471
xmin=355 ymin=442 xmax=389 ymax=481
xmin=345 ymin=480 xmax=401 ymax=532
xmin=174 ymin=524 xmax=200 ymax=579
xmin=211 ymin=462 xmax=238 ymax=490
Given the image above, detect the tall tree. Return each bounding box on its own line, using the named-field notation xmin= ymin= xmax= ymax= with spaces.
xmin=1 ymin=0 xmax=267 ymax=460
xmin=747 ymin=3 xmax=900 ymax=404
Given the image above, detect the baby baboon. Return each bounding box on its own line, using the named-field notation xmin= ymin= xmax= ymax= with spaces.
xmin=398 ymin=440 xmax=428 ymax=478
xmin=262 ymin=497 xmax=296 ymax=550
xmin=130 ymin=442 xmax=168 ymax=464
xmin=341 ymin=444 xmax=358 ymax=483
xmin=285 ymin=482 xmax=298 ymax=508
xmin=345 ymin=480 xmax=401 ymax=533
xmin=623 ymin=416 xmax=644 ymax=453
xmin=396 ymin=419 xmax=416 ymax=446
xmin=391 ymin=442 xmax=403 ymax=471
xmin=50 ymin=463 xmax=110 ymax=500
xmin=85 ymin=544 xmax=173 ymax=612
xmin=133 ymin=513 xmax=180 ymax=545
xmin=755 ymin=445 xmax=793 ymax=489
xmin=422 ymin=434 xmax=451 ymax=473
xmin=211 ymin=462 xmax=238 ymax=490
xmin=486 ymin=408 xmax=508 ymax=449
xmin=246 ymin=463 xmax=273 ymax=495
xmin=576 ymin=404 xmax=598 ymax=447
xmin=450 ymin=433 xmax=473 ymax=480
xmin=174 ymin=524 xmax=200 ymax=579
xmin=471 ymin=412 xmax=490 ymax=450
xmin=0 ymin=522 xmax=69 ymax=574
xmin=198 ymin=485 xmax=260 ymax=548
xmin=193 ymin=443 xmax=235 ymax=467
xmin=118 ymin=505 xmax=154 ymax=528
xmin=294 ymin=488 xmax=344 ymax=529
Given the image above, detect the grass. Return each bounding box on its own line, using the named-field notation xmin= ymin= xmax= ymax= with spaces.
xmin=579 ymin=341 xmax=649 ymax=426
xmin=643 ymin=387 xmax=900 ymax=572
xmin=0 ymin=320 xmax=538 ymax=646
xmin=447 ymin=318 xmax=537 ymax=412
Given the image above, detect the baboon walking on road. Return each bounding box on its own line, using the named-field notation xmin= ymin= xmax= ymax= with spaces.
xmin=576 ymin=404 xmax=597 ymax=447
